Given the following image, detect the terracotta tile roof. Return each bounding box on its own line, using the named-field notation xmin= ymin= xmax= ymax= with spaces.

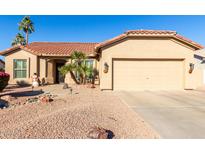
xmin=95 ymin=29 xmax=204 ymax=51
xmin=0 ymin=30 xmax=203 ymax=56
xmin=0 ymin=45 xmax=23 ymax=56
xmin=174 ymin=34 xmax=203 ymax=49
xmin=126 ymin=29 xmax=177 ymax=35
xmin=0 ymin=42 xmax=98 ymax=56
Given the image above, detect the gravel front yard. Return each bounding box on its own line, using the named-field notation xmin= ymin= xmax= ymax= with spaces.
xmin=0 ymin=85 xmax=159 ymax=139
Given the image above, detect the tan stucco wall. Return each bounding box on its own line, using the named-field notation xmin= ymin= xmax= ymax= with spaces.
xmin=99 ymin=37 xmax=203 ymax=90
xmin=37 ymin=57 xmax=48 ymax=85
xmin=93 ymin=59 xmax=99 ymax=69
xmin=5 ymin=53 xmax=97 ymax=85
xmin=64 ymin=59 xmax=75 ymax=85
xmin=47 ymin=59 xmax=55 ymax=84
xmin=5 ymin=49 xmax=37 ymax=84
xmin=38 ymin=57 xmax=47 ymax=79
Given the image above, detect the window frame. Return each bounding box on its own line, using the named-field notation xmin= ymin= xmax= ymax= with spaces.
xmin=85 ymin=59 xmax=94 ymax=69
xmin=13 ymin=59 xmax=27 ymax=79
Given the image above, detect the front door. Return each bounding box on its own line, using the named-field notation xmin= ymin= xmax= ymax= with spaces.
xmin=56 ymin=63 xmax=65 ymax=84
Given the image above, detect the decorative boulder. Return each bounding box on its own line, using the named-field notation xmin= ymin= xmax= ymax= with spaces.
xmin=39 ymin=96 xmax=49 ymax=103
xmin=63 ymin=83 xmax=69 ymax=89
xmin=0 ymin=72 xmax=10 ymax=92
xmin=38 ymin=94 xmax=53 ymax=103
xmin=0 ymin=95 xmax=12 ymax=102
xmin=87 ymin=127 xmax=115 ymax=139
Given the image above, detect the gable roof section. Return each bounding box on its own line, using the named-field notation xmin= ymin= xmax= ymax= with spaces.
xmin=0 ymin=42 xmax=98 ymax=56
xmin=0 ymin=45 xmax=35 ymax=56
xmin=95 ymin=30 xmax=204 ymax=52
xmin=0 ymin=30 xmax=203 ymax=56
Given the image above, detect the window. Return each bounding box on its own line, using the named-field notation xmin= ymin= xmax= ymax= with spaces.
xmin=85 ymin=59 xmax=94 ymax=68
xmin=13 ymin=59 xmax=27 ymax=78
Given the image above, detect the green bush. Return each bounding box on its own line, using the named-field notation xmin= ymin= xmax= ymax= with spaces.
xmin=0 ymin=72 xmax=10 ymax=92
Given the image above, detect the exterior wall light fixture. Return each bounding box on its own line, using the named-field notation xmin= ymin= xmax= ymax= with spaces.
xmin=189 ymin=63 xmax=194 ymax=74
xmin=103 ymin=62 xmax=109 ymax=73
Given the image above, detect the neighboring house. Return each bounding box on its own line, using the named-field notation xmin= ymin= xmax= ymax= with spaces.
xmin=193 ymin=49 xmax=205 ymax=84
xmin=0 ymin=29 xmax=205 ymax=90
xmin=0 ymin=59 xmax=5 ymax=71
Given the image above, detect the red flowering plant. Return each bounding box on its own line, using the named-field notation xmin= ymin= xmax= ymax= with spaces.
xmin=0 ymin=72 xmax=10 ymax=92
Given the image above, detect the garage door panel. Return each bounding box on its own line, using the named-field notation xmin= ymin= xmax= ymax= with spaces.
xmin=113 ymin=59 xmax=184 ymax=90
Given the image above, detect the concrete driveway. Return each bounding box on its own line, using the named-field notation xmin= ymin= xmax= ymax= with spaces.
xmin=116 ymin=90 xmax=205 ymax=138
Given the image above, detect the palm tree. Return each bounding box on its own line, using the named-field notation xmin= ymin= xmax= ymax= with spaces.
xmin=70 ymin=51 xmax=87 ymax=83
xmin=58 ymin=63 xmax=79 ymax=84
xmin=70 ymin=51 xmax=86 ymax=65
xmin=59 ymin=51 xmax=93 ymax=84
xmin=18 ymin=16 xmax=35 ymax=44
xmin=11 ymin=33 xmax=26 ymax=46
xmin=79 ymin=63 xmax=91 ymax=84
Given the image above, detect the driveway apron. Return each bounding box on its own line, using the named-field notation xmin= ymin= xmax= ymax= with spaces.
xmin=116 ymin=90 xmax=205 ymax=138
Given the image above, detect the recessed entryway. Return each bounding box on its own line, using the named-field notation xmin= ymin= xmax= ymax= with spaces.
xmin=54 ymin=59 xmax=67 ymax=84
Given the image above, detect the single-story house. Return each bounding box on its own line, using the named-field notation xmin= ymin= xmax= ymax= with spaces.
xmin=0 ymin=59 xmax=5 ymax=71
xmin=1 ymin=29 xmax=205 ymax=91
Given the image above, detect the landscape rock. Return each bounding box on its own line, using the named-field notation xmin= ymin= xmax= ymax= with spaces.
xmin=63 ymin=83 xmax=69 ymax=89
xmin=26 ymin=94 xmax=54 ymax=104
xmin=87 ymin=127 xmax=114 ymax=139
xmin=0 ymin=95 xmax=16 ymax=102
xmin=39 ymin=95 xmax=51 ymax=103
xmin=69 ymin=88 xmax=73 ymax=94
xmin=0 ymin=84 xmax=159 ymax=139
xmin=26 ymin=97 xmax=39 ymax=104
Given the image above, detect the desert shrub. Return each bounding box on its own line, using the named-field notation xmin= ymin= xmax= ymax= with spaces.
xmin=0 ymin=68 xmax=4 ymax=72
xmin=0 ymin=72 xmax=10 ymax=92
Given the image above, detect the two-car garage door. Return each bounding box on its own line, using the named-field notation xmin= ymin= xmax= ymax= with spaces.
xmin=113 ymin=59 xmax=184 ymax=91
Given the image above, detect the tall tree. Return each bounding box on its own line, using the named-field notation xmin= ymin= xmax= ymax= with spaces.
xmin=18 ymin=16 xmax=35 ymax=44
xmin=11 ymin=33 xmax=26 ymax=46
xmin=59 ymin=51 xmax=93 ymax=84
xmin=70 ymin=51 xmax=87 ymax=84
xmin=70 ymin=51 xmax=86 ymax=65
